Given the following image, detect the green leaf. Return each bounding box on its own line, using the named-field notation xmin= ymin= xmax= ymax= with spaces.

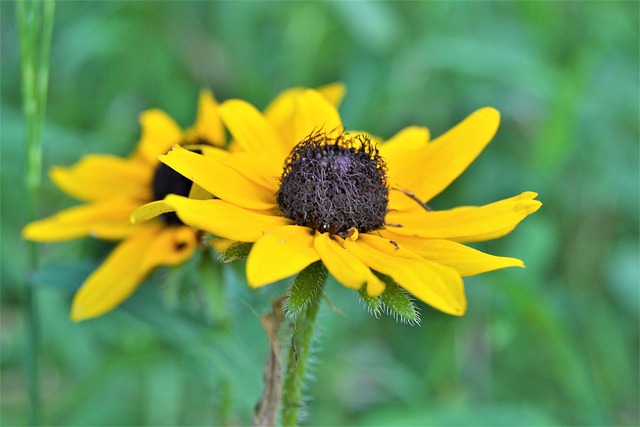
xmin=358 ymin=286 xmax=383 ymax=318
xmin=376 ymin=273 xmax=421 ymax=325
xmin=285 ymin=261 xmax=327 ymax=318
xmin=199 ymin=251 xmax=229 ymax=325
xmin=217 ymin=241 xmax=253 ymax=263
xmin=32 ymin=260 xmax=98 ymax=292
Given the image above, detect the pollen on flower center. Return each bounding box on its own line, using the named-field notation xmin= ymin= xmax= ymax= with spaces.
xmin=276 ymin=130 xmax=389 ymax=237
xmin=152 ymin=154 xmax=194 ymax=225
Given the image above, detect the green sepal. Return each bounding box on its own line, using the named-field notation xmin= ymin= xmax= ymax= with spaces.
xmin=375 ymin=273 xmax=421 ymax=325
xmin=218 ymin=241 xmax=253 ymax=263
xmin=358 ymin=286 xmax=383 ymax=318
xmin=285 ymin=261 xmax=327 ymax=319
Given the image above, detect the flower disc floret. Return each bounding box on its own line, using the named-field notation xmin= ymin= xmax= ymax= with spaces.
xmin=276 ymin=131 xmax=389 ymax=237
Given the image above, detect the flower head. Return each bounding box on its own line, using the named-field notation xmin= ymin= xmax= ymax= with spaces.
xmin=23 ymin=90 xmax=224 ymax=321
xmin=133 ymin=89 xmax=541 ymax=317
xmin=277 ymin=130 xmax=388 ymax=237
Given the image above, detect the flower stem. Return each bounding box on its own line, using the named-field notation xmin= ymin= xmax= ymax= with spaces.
xmin=281 ymin=262 xmax=327 ymax=427
xmin=17 ymin=1 xmax=55 ymax=425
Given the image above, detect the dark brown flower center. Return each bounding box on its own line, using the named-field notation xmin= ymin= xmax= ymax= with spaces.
xmin=151 ymin=148 xmax=203 ymax=225
xmin=276 ymin=131 xmax=388 ymax=237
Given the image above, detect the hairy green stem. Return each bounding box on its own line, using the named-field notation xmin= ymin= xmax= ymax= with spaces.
xmin=281 ymin=263 xmax=327 ymax=427
xmin=17 ymin=1 xmax=56 ymax=425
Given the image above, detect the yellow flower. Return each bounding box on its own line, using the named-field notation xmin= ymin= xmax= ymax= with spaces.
xmin=133 ymin=89 xmax=541 ymax=316
xmin=23 ymin=90 xmax=226 ymax=321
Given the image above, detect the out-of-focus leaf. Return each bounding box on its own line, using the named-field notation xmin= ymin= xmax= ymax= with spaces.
xmin=218 ymin=241 xmax=253 ymax=263
xmin=605 ymin=239 xmax=640 ymax=316
xmin=359 ymin=403 xmax=559 ymax=426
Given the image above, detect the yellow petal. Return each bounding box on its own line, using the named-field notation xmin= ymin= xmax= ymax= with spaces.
xmin=218 ymin=152 xmax=279 ymax=192
xmin=130 ymin=200 xmax=176 ymax=224
xmin=314 ymin=233 xmax=385 ymax=295
xmin=315 ymin=82 xmax=346 ymax=108
xmin=387 ymin=108 xmax=500 ymax=209
xmin=378 ymin=231 xmax=524 ymax=277
xmin=71 ymin=223 xmax=196 ymax=321
xmin=344 ymin=233 xmax=466 ymax=316
xmin=159 ymin=145 xmax=277 ymax=210
xmin=185 ymin=89 xmax=225 ymax=146
xmin=134 ymin=109 xmax=184 ymax=165
xmin=379 ymin=126 xmax=430 ymax=175
xmin=288 ymin=90 xmax=344 ymax=151
xmin=141 ymin=225 xmax=198 ymax=268
xmin=218 ymin=99 xmax=287 ymax=169
xmin=263 ymin=83 xmax=345 ymax=142
xmin=163 ymin=195 xmax=291 ymax=242
xmin=246 ymin=225 xmax=319 ymax=287
xmin=199 ymin=144 xmax=278 ymax=192
xmin=90 ymin=223 xmax=140 ymax=240
xmin=23 ymin=199 xmax=140 ymax=241
xmin=387 ymin=191 xmax=542 ymax=243
xmin=187 ymin=182 xmax=213 ymax=200
xmin=263 ymin=87 xmax=306 ymax=149
xmin=50 ymin=155 xmax=151 ymax=202
xmin=263 ymin=87 xmax=305 ymax=130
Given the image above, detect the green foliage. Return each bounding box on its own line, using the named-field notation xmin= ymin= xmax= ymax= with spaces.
xmin=358 ymin=285 xmax=384 ymax=317
xmin=285 ymin=261 xmax=327 ymax=319
xmin=216 ymin=241 xmax=253 ymax=263
xmin=1 ymin=1 xmax=638 ymax=426
xmin=358 ymin=274 xmax=420 ymax=325
xmin=377 ymin=273 xmax=420 ymax=326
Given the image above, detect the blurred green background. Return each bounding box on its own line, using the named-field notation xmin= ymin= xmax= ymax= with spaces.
xmin=1 ymin=1 xmax=638 ymax=426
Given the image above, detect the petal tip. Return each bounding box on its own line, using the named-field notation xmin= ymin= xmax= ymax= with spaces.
xmin=22 ymin=224 xmax=34 ymax=240
xmin=199 ymin=88 xmax=215 ymax=100
xmin=70 ymin=305 xmax=88 ymax=322
xmin=477 ymin=106 xmax=500 ymax=122
xmin=365 ymin=281 xmax=385 ymax=297
xmin=532 ymin=200 xmax=542 ymax=212
xmin=452 ymin=306 xmax=467 ymax=317
xmin=246 ymin=274 xmax=269 ymax=289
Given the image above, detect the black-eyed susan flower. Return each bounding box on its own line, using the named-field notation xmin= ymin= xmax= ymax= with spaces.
xmin=133 ymin=89 xmax=541 ymax=317
xmin=22 ymin=91 xmax=225 ymax=321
